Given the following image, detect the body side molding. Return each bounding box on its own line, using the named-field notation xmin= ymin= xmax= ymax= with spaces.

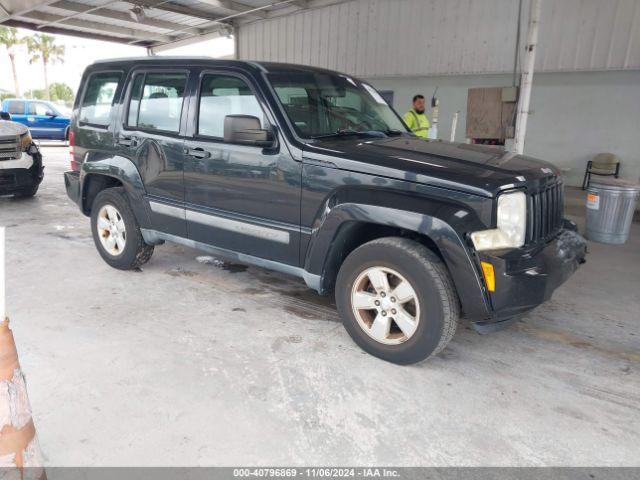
xmin=148 ymin=200 xmax=292 ymax=244
xmin=141 ymin=229 xmax=320 ymax=291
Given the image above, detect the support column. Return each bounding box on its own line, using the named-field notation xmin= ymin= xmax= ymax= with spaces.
xmin=513 ymin=0 xmax=542 ymax=155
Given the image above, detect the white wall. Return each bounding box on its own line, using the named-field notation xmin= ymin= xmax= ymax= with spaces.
xmin=239 ymin=0 xmax=640 ymax=76
xmin=367 ymin=70 xmax=640 ymax=188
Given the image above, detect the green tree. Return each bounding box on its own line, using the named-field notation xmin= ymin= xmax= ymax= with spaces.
xmin=0 ymin=26 xmax=23 ymax=97
xmin=49 ymin=82 xmax=74 ymax=102
xmin=25 ymin=34 xmax=65 ymax=101
xmin=24 ymin=89 xmax=47 ymax=100
xmin=0 ymin=92 xmax=16 ymax=102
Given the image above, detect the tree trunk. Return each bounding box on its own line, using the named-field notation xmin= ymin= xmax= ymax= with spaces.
xmin=8 ymin=52 xmax=20 ymax=97
xmin=43 ymin=59 xmax=50 ymax=101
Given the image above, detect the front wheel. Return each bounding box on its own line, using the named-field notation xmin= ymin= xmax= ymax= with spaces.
xmin=90 ymin=187 xmax=154 ymax=270
xmin=335 ymin=237 xmax=459 ymax=364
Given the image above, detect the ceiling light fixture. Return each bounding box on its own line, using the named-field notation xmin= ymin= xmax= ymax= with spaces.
xmin=129 ymin=5 xmax=146 ymax=22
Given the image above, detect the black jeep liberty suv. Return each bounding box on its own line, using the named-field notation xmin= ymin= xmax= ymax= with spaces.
xmin=64 ymin=58 xmax=586 ymax=364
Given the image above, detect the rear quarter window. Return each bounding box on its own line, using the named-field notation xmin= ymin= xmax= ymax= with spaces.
xmin=79 ymin=71 xmax=122 ymax=127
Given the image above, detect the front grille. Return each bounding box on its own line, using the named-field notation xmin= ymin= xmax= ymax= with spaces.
xmin=0 ymin=136 xmax=21 ymax=161
xmin=526 ymin=181 xmax=564 ymax=243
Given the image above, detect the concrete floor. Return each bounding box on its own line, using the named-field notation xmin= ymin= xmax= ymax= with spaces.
xmin=1 ymin=145 xmax=639 ymax=466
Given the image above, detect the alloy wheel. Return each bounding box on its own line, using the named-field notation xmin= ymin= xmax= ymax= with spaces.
xmin=97 ymin=204 xmax=127 ymax=256
xmin=350 ymin=266 xmax=420 ymax=345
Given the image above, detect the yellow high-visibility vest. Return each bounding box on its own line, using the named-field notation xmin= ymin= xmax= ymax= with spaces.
xmin=403 ymin=109 xmax=430 ymax=138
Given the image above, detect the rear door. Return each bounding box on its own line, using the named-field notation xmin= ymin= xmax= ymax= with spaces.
xmin=26 ymin=101 xmax=59 ymax=139
xmin=118 ymin=69 xmax=190 ymax=237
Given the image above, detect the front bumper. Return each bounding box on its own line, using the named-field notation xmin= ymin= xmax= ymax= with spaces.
xmin=0 ymin=148 xmax=43 ymax=195
xmin=474 ymin=222 xmax=586 ymax=329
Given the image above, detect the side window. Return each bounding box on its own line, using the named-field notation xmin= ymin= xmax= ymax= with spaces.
xmin=127 ymin=73 xmax=145 ymax=127
xmin=29 ymin=103 xmax=50 ymax=116
xmin=129 ymin=72 xmax=187 ymax=133
xmin=6 ymin=101 xmax=25 ymax=115
xmin=198 ymin=74 xmax=266 ymax=139
xmin=80 ymin=72 xmax=122 ymax=126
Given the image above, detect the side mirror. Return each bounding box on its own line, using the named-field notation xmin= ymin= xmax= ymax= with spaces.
xmin=223 ymin=115 xmax=275 ymax=148
xmin=0 ymin=111 xmax=11 ymax=121
xmin=45 ymin=110 xmax=57 ymax=117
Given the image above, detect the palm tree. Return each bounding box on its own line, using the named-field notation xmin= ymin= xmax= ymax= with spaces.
xmin=0 ymin=26 xmax=23 ymax=97
xmin=25 ymin=34 xmax=65 ymax=101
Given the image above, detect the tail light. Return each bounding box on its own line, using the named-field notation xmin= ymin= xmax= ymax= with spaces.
xmin=69 ymin=131 xmax=79 ymax=172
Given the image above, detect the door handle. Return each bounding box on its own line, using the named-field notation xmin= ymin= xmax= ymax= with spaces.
xmin=118 ymin=135 xmax=138 ymax=147
xmin=184 ymin=147 xmax=211 ymax=159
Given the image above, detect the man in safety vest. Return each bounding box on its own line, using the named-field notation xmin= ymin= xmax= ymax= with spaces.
xmin=403 ymin=94 xmax=430 ymax=138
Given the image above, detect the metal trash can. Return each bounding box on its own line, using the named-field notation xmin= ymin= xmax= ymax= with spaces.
xmin=586 ymin=179 xmax=640 ymax=244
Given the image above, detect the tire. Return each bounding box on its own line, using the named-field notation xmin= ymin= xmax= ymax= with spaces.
xmin=90 ymin=187 xmax=154 ymax=270
xmin=335 ymin=237 xmax=459 ymax=365
xmin=13 ymin=184 xmax=39 ymax=198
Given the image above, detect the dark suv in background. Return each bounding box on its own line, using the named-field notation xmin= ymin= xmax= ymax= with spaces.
xmin=64 ymin=58 xmax=586 ymax=364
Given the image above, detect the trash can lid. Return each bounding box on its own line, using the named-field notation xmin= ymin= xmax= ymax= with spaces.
xmin=589 ymin=178 xmax=640 ymax=192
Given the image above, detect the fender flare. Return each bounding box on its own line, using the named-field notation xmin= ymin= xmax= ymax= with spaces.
xmin=304 ymin=202 xmax=490 ymax=320
xmin=80 ymin=155 xmax=151 ymax=229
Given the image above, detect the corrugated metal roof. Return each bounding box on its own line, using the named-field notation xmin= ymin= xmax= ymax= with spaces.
xmin=0 ymin=0 xmax=319 ymax=48
xmin=238 ymin=0 xmax=640 ymax=76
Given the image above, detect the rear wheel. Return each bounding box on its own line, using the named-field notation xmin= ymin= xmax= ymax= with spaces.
xmin=335 ymin=237 xmax=459 ymax=364
xmin=90 ymin=187 xmax=154 ymax=270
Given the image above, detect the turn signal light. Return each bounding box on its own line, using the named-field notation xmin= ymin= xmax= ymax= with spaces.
xmin=480 ymin=261 xmax=496 ymax=292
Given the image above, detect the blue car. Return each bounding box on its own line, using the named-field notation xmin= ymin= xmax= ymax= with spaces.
xmin=1 ymin=98 xmax=71 ymax=141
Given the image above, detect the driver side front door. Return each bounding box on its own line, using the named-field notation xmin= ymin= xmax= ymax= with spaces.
xmin=183 ymin=70 xmax=302 ymax=266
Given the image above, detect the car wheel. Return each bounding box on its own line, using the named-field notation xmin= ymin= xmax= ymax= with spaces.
xmin=335 ymin=237 xmax=459 ymax=365
xmin=90 ymin=187 xmax=154 ymax=270
xmin=13 ymin=184 xmax=39 ymax=198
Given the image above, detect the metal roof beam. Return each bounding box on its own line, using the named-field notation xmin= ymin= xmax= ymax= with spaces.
xmin=2 ymin=18 xmax=154 ymax=45
xmin=47 ymin=0 xmax=203 ymax=34
xmin=197 ymin=0 xmax=267 ymax=19
xmin=132 ymin=0 xmax=227 ymax=22
xmin=149 ymin=25 xmax=226 ymax=53
xmin=152 ymin=0 xmax=301 ymax=47
xmin=0 ymin=0 xmax=60 ymax=20
xmin=18 ymin=10 xmax=175 ymax=43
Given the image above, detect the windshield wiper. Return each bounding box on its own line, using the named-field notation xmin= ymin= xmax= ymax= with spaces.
xmin=311 ymin=128 xmax=398 ymax=140
xmin=311 ymin=129 xmax=368 ymax=139
xmin=382 ymin=129 xmax=404 ymax=136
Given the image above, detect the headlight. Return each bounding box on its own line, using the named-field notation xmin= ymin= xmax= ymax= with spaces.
xmin=20 ymin=131 xmax=33 ymax=151
xmin=471 ymin=191 xmax=527 ymax=251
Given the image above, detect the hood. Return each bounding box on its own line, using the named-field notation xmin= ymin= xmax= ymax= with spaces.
xmin=303 ymin=136 xmax=561 ymax=197
xmin=0 ymin=120 xmax=29 ymax=137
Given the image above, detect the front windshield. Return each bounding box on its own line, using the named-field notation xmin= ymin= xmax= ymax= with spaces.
xmin=267 ymin=71 xmax=408 ymax=139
